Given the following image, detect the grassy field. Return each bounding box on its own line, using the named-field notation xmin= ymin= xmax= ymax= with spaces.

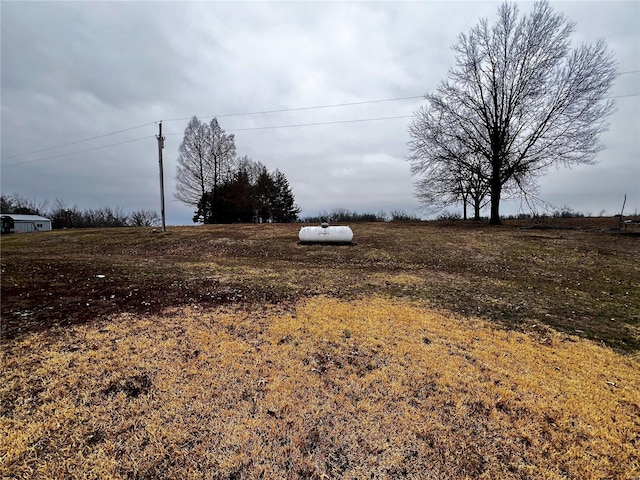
xmin=1 ymin=220 xmax=639 ymax=478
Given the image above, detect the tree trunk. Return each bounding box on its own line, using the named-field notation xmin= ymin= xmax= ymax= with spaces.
xmin=489 ymin=157 xmax=502 ymax=225
xmin=474 ymin=200 xmax=481 ymax=221
xmin=463 ymin=201 xmax=468 ymax=221
xmin=489 ymin=179 xmax=502 ymax=225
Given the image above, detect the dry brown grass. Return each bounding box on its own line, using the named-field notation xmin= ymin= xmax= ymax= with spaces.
xmin=1 ymin=220 xmax=639 ymax=478
xmin=2 ymin=220 xmax=638 ymax=351
xmin=2 ymin=296 xmax=639 ymax=479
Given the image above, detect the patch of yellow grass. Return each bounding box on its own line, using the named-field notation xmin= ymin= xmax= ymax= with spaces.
xmin=2 ymin=297 xmax=638 ymax=478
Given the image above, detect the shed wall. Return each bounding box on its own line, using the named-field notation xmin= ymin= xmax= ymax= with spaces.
xmin=14 ymin=220 xmax=52 ymax=233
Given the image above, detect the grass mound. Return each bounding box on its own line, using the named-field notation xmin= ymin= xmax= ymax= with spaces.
xmin=2 ymin=296 xmax=638 ymax=479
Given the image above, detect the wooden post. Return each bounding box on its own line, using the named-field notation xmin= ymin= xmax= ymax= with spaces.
xmin=157 ymin=121 xmax=166 ymax=232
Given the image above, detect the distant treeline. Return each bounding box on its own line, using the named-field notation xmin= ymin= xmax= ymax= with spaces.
xmin=2 ymin=193 xmax=602 ymax=229
xmin=437 ymin=206 xmax=599 ymax=221
xmin=300 ymin=208 xmax=422 ymax=223
xmin=301 ymin=206 xmax=612 ymax=224
xmin=1 ymin=195 xmax=160 ymax=229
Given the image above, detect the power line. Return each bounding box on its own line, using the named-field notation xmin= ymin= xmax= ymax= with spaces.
xmin=0 ymin=96 xmax=422 ymax=163
xmin=611 ymin=93 xmax=640 ymax=98
xmin=2 ymin=88 xmax=637 ymax=166
xmin=3 ymin=74 xmax=640 ymax=160
xmin=229 ymin=114 xmax=412 ymax=131
xmin=2 ymin=114 xmax=414 ymax=166
xmin=165 ymin=115 xmax=413 ymax=135
xmin=2 ymin=135 xmax=155 ymax=168
xmin=163 ymin=96 xmax=425 ymax=123
xmin=3 ymin=122 xmax=158 ymax=161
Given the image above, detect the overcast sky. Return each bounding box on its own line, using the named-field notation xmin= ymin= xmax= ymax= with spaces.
xmin=1 ymin=1 xmax=638 ymax=224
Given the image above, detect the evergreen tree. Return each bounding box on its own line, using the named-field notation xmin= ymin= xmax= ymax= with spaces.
xmin=272 ymin=170 xmax=300 ymax=223
xmin=227 ymin=169 xmax=255 ymax=223
xmin=194 ymin=164 xmax=299 ymax=224
xmin=253 ymin=166 xmax=278 ymax=223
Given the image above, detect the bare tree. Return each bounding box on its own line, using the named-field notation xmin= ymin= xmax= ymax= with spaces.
xmin=208 ymin=118 xmax=237 ymax=200
xmin=174 ymin=116 xmax=211 ymax=208
xmin=235 ymin=155 xmax=267 ymax=186
xmin=83 ymin=207 xmax=128 ymax=228
xmin=410 ymin=118 xmax=491 ymax=220
xmin=0 ymin=195 xmax=14 ymax=213
xmin=1 ymin=193 xmax=49 ymax=216
xmin=408 ymin=1 xmax=616 ymax=224
xmin=174 ymin=117 xmax=237 ymax=222
xmin=129 ymin=209 xmax=161 ymax=227
xmin=49 ymin=199 xmax=82 ymax=229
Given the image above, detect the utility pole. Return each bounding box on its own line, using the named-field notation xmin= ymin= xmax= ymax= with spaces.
xmin=156 ymin=121 xmax=166 ymax=232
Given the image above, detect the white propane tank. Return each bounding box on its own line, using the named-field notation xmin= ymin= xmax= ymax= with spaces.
xmin=299 ymin=224 xmax=353 ymax=243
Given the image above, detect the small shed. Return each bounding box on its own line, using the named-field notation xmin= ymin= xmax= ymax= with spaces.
xmin=1 ymin=214 xmax=52 ymax=234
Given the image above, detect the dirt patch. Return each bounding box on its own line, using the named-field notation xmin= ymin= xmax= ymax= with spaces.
xmin=101 ymin=373 xmax=153 ymax=399
xmin=0 ymin=259 xmax=294 ymax=340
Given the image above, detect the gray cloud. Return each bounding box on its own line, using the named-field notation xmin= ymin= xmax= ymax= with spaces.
xmin=2 ymin=1 xmax=638 ymax=224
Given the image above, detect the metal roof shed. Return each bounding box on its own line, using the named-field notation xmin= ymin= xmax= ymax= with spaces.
xmin=1 ymin=214 xmax=52 ymax=234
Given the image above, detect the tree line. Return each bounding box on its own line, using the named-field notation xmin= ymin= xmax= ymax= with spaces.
xmin=194 ymin=161 xmax=300 ymax=224
xmin=300 ymin=208 xmax=421 ymax=223
xmin=175 ymin=116 xmax=300 ymax=224
xmin=1 ymin=195 xmax=160 ymax=229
